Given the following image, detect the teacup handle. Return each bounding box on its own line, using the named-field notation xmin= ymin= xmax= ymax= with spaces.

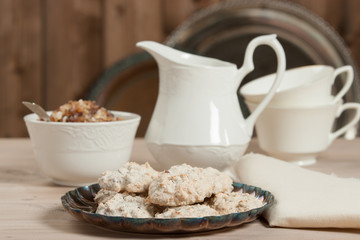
xmin=237 ymin=34 xmax=286 ymax=136
xmin=332 ymin=66 xmax=353 ymax=103
xmin=329 ymin=103 xmax=360 ymax=143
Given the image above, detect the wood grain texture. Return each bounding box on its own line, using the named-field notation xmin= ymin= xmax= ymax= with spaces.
xmin=44 ymin=0 xmax=103 ymax=110
xmin=293 ymin=0 xmax=344 ymax=27
xmin=1 ymin=138 xmax=360 ymax=239
xmin=342 ymin=0 xmax=360 ymax=71
xmin=0 ymin=0 xmax=359 ymax=137
xmin=103 ymin=0 xmax=163 ymax=67
xmin=0 ymin=0 xmax=42 ymax=137
xmin=162 ymin=0 xmax=223 ymax=34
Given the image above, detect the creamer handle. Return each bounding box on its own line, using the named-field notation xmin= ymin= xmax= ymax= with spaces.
xmin=238 ymin=34 xmax=286 ymax=137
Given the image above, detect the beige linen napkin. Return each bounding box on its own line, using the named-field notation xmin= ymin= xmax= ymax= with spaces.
xmin=234 ymin=153 xmax=360 ymax=229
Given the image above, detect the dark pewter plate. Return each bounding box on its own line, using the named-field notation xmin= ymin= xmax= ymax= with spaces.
xmin=61 ymin=183 xmax=274 ymax=234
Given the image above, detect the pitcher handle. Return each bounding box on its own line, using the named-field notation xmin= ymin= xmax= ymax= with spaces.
xmin=331 ymin=65 xmax=354 ymax=104
xmin=329 ymin=103 xmax=360 ymax=143
xmin=238 ymin=34 xmax=286 ymax=136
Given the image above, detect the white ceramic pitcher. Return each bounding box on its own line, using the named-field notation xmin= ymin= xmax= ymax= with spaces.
xmin=136 ymin=34 xmax=286 ymax=171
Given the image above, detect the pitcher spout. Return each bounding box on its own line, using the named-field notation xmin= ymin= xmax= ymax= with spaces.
xmin=136 ymin=41 xmax=237 ymax=70
xmin=136 ymin=41 xmax=186 ymax=66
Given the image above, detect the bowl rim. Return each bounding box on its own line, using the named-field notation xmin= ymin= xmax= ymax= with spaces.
xmin=23 ymin=110 xmax=141 ymax=126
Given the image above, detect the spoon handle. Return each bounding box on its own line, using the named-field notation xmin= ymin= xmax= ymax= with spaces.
xmin=22 ymin=101 xmax=51 ymax=122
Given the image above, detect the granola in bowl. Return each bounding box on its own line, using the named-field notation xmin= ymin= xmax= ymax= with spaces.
xmin=24 ymin=100 xmax=141 ymax=186
xmin=49 ymin=99 xmax=122 ymax=122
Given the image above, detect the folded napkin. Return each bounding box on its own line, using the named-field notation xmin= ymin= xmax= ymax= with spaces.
xmin=234 ymin=153 xmax=360 ymax=229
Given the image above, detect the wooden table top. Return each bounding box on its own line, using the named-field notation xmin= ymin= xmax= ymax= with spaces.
xmin=1 ymin=138 xmax=360 ymax=239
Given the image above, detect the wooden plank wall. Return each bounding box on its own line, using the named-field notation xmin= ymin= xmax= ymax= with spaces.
xmin=0 ymin=0 xmax=359 ymax=137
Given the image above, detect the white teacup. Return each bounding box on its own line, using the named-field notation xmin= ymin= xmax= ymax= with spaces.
xmin=246 ymin=101 xmax=360 ymax=166
xmin=240 ymin=65 xmax=353 ymax=107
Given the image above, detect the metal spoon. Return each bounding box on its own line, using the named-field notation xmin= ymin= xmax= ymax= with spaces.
xmin=22 ymin=101 xmax=51 ymax=122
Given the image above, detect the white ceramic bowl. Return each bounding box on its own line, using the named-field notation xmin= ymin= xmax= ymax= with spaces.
xmin=24 ymin=111 xmax=140 ymax=186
